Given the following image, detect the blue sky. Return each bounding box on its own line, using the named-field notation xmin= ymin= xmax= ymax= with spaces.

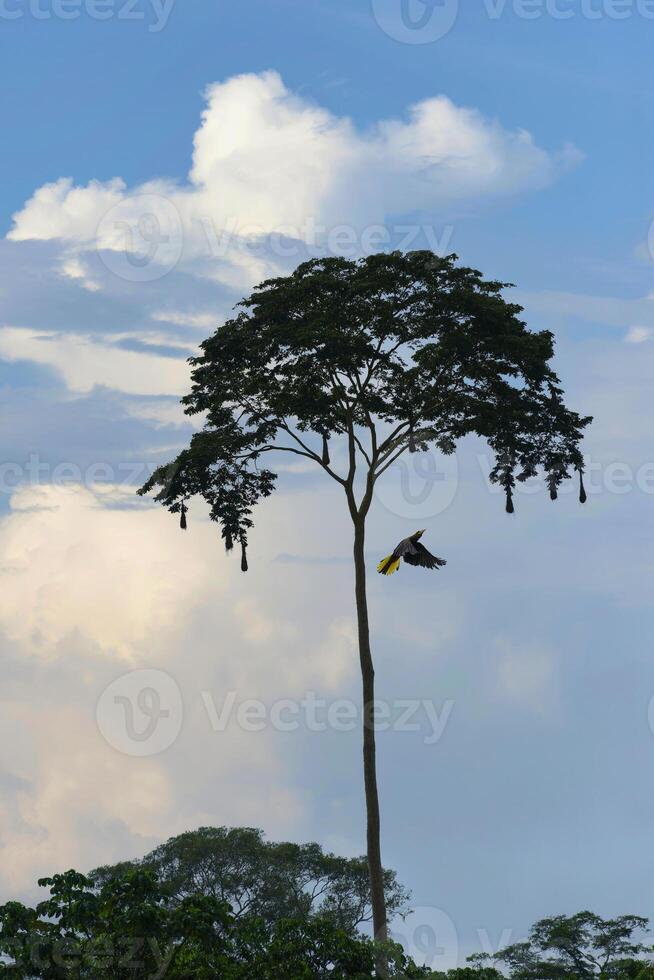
xmin=1 ymin=0 xmax=654 ymax=969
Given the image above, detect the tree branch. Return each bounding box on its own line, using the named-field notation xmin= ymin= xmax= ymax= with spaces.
xmin=374 ymin=444 xmax=409 ymax=480
xmin=237 ymin=445 xmax=319 ymax=462
xmin=352 ymin=432 xmax=373 ymax=468
xmin=277 ymin=423 xmax=347 ymax=487
xmin=376 ymin=421 xmax=410 ymax=459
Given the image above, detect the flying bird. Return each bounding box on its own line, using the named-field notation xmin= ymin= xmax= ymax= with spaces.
xmin=377 ymin=530 xmax=447 ymax=576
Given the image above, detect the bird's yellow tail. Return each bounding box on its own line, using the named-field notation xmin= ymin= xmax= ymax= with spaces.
xmin=377 ymin=554 xmax=401 ymax=576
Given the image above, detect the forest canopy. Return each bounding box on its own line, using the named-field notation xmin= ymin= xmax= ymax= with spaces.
xmin=0 ymin=828 xmax=651 ymax=979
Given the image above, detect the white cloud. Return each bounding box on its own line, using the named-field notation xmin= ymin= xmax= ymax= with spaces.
xmin=0 ymin=483 xmax=361 ymax=893
xmin=0 ymin=484 xmax=218 ymax=661
xmin=121 ymin=395 xmax=191 ymax=427
xmin=0 ymin=693 xmax=174 ymax=893
xmin=0 ymin=72 xmax=582 ymax=408
xmin=7 ymin=71 xmax=581 ymax=291
xmin=150 ymin=309 xmax=217 ymax=330
xmin=0 ymin=327 xmax=191 ymax=396
xmin=9 ymin=177 xmax=126 ymax=244
xmin=625 ymin=326 xmax=653 ymax=344
xmin=59 ymin=256 xmax=101 ymax=292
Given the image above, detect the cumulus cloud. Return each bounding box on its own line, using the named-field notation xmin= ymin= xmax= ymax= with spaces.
xmin=0 ymin=73 xmax=582 ymax=411
xmin=0 ymin=328 xmax=191 ymax=396
xmin=0 ymin=483 xmax=360 ymax=894
xmin=9 ymin=177 xmax=126 ymax=245
xmin=7 ymin=71 xmax=581 ymax=291
xmin=0 ymin=485 xmax=216 ymax=660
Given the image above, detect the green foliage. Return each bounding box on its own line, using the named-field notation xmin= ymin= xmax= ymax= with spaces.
xmin=0 ymin=864 xmax=415 ymax=979
xmin=0 ymin=867 xmax=183 ymax=979
xmin=2 ymin=858 xmax=652 ymax=980
xmin=139 ymin=250 xmax=590 ymax=548
xmin=438 ymin=967 xmax=506 ymax=980
xmin=91 ymin=826 xmax=410 ymax=935
xmin=495 ymin=912 xmax=652 ymax=980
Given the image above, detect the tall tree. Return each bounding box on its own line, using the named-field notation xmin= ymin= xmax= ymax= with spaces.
xmin=494 ymin=912 xmax=650 ymax=980
xmin=91 ymin=826 xmax=410 ymax=935
xmin=139 ymin=250 xmax=590 ymax=963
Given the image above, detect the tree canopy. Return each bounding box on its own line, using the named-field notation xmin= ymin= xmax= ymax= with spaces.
xmin=2 ymin=860 xmax=652 ymax=980
xmin=493 ymin=912 xmax=653 ymax=980
xmin=139 ymin=250 xmax=591 ymax=561
xmin=0 ymin=854 xmax=423 ymax=979
xmin=91 ymin=826 xmax=409 ymax=936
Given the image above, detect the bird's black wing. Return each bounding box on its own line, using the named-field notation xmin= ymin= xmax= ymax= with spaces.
xmin=403 ymin=542 xmax=447 ymax=570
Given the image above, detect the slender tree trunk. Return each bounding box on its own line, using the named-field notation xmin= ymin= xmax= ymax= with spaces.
xmin=353 ymin=515 xmax=388 ymax=969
